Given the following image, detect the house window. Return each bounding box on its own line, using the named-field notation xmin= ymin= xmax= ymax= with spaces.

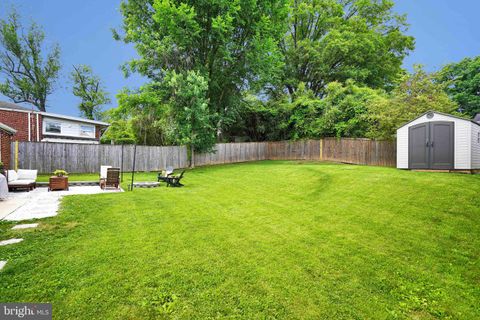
xmin=45 ymin=121 xmax=61 ymax=134
xmin=80 ymin=125 xmax=94 ymax=138
xmin=478 ymin=132 xmax=480 ymax=144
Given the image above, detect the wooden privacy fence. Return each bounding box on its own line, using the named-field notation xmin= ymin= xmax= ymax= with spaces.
xmin=12 ymin=138 xmax=396 ymax=173
xmin=13 ymin=143 xmax=188 ymax=174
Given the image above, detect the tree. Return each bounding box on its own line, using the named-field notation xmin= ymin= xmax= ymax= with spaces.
xmin=278 ymin=0 xmax=415 ymax=99
xmin=367 ymin=66 xmax=458 ymax=140
xmin=71 ymin=65 xmax=111 ymax=120
xmin=100 ymin=118 xmax=136 ymax=145
xmin=164 ymin=70 xmax=215 ymax=166
xmin=112 ymin=71 xmax=215 ymax=162
xmin=315 ymin=80 xmax=384 ymax=138
xmin=116 ymin=83 xmax=169 ymax=146
xmin=0 ymin=11 xmax=61 ymax=111
xmin=114 ymin=0 xmax=288 ymax=140
xmin=437 ymin=56 xmax=480 ymax=117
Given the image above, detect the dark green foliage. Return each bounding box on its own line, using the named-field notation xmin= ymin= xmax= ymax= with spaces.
xmin=115 ymin=0 xmax=289 ymax=138
xmin=367 ymin=66 xmax=458 ymax=140
xmin=279 ymin=0 xmax=415 ymax=98
xmin=163 ymin=71 xmax=216 ymax=154
xmin=114 ymin=83 xmax=170 ymax=146
xmin=100 ymin=119 xmax=136 ymax=144
xmin=437 ymin=56 xmax=480 ymax=117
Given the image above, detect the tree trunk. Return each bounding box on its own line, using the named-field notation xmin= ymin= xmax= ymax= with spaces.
xmin=190 ymin=144 xmax=195 ymax=168
xmin=38 ymin=99 xmax=46 ymax=112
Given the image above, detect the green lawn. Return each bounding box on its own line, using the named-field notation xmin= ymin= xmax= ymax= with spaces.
xmin=1 ymin=161 xmax=479 ymax=319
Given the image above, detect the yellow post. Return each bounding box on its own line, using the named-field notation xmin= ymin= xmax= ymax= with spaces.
xmin=14 ymin=140 xmax=18 ymax=171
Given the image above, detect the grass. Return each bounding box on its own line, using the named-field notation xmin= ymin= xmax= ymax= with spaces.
xmin=1 ymin=161 xmax=479 ymax=319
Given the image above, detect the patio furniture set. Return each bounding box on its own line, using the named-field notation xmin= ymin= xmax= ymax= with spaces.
xmin=4 ymin=169 xmax=38 ymax=192
xmin=0 ymin=165 xmax=185 ymax=200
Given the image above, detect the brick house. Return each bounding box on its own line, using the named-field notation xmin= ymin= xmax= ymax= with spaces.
xmin=0 ymin=101 xmax=109 ymax=144
xmin=0 ymin=122 xmax=16 ymax=171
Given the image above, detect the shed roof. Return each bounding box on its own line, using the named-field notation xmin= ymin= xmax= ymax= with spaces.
xmin=397 ymin=111 xmax=480 ymax=129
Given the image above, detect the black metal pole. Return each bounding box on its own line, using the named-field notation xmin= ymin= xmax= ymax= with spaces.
xmin=121 ymin=144 xmax=124 ymax=182
xmin=130 ymin=144 xmax=137 ymax=191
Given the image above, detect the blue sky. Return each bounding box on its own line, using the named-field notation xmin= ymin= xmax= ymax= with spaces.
xmin=0 ymin=0 xmax=479 ymax=117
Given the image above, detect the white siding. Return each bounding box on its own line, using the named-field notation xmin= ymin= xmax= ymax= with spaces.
xmin=43 ymin=117 xmax=96 ymax=139
xmin=471 ymin=122 xmax=480 ymax=169
xmin=396 ymin=112 xmax=472 ymax=169
xmin=396 ymin=125 xmax=409 ymax=168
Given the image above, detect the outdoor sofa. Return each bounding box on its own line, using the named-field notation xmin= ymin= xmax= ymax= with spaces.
xmin=7 ymin=169 xmax=38 ymax=191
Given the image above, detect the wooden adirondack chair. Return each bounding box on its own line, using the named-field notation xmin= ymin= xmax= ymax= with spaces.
xmin=103 ymin=167 xmax=120 ymax=189
xmin=158 ymin=166 xmax=174 ymax=182
xmin=165 ymin=170 xmax=185 ymax=187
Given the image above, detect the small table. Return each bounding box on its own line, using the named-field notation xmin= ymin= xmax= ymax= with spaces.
xmin=49 ymin=176 xmax=69 ymax=191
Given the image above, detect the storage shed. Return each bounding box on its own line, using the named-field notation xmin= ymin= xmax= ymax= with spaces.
xmin=397 ymin=111 xmax=480 ymax=171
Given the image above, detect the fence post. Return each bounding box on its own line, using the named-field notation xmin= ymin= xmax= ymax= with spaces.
xmin=14 ymin=140 xmax=18 ymax=171
xmin=319 ymin=139 xmax=323 ymax=161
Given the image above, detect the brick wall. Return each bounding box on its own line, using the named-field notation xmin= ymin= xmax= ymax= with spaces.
xmin=0 ymin=110 xmax=42 ymax=142
xmin=0 ymin=130 xmax=12 ymax=170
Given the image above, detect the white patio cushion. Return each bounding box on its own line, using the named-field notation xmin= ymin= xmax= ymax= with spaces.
xmin=100 ymin=166 xmax=112 ymax=179
xmin=8 ymin=179 xmax=35 ymax=185
xmin=17 ymin=169 xmax=37 ymax=181
xmin=7 ymin=170 xmax=17 ymax=183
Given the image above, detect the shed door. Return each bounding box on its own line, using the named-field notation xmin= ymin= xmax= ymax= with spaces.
xmin=429 ymin=122 xmax=454 ymax=169
xmin=408 ymin=121 xmax=454 ymax=169
xmin=409 ymin=123 xmax=430 ymax=169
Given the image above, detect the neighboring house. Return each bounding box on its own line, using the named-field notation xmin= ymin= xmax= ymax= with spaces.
xmin=397 ymin=111 xmax=480 ymax=171
xmin=0 ymin=101 xmax=109 ymax=144
xmin=0 ymin=122 xmax=16 ymax=170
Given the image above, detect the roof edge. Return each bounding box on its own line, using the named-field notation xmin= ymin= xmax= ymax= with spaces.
xmin=397 ymin=110 xmax=480 ymax=129
xmin=39 ymin=112 xmax=110 ymax=126
xmin=0 ymin=122 xmax=17 ymax=134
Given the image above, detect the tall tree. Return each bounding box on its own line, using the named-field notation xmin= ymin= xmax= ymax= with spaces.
xmin=0 ymin=11 xmax=61 ymax=111
xmin=71 ymin=65 xmax=111 ymax=120
xmin=437 ymin=56 xmax=480 ymax=117
xmin=114 ymin=0 xmax=288 ymax=139
xmin=279 ymin=0 xmax=415 ymax=99
xmin=164 ymin=70 xmax=215 ymax=165
xmin=367 ymin=66 xmax=458 ymax=140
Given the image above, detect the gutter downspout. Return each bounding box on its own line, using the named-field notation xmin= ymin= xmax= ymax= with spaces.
xmin=27 ymin=112 xmax=31 ymax=142
xmin=36 ymin=113 xmax=40 ymax=142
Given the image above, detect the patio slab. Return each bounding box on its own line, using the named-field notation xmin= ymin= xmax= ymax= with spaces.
xmin=12 ymin=223 xmax=39 ymax=230
xmin=0 ymin=186 xmax=123 ymax=221
xmin=0 ymin=238 xmax=23 ymax=246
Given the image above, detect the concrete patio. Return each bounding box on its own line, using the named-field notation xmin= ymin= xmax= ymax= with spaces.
xmin=0 ymin=186 xmax=123 ymax=221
